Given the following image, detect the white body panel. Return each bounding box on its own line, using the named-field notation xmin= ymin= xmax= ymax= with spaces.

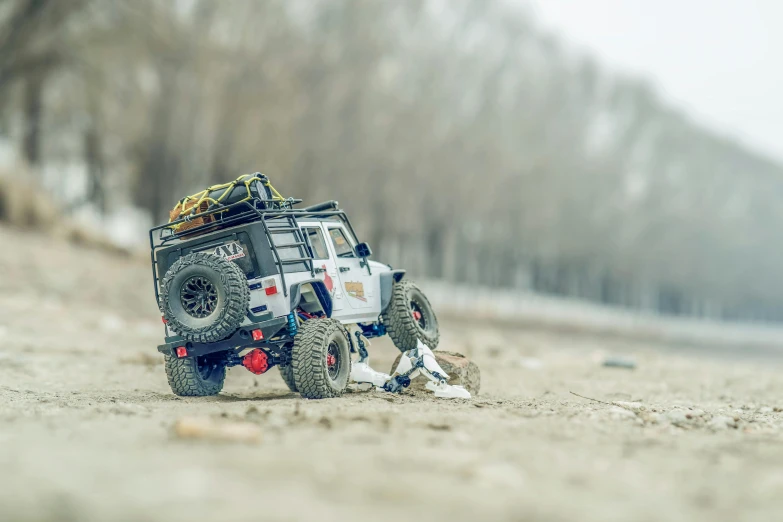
xmin=243 ymin=270 xmax=318 ymax=323
xmin=296 ymin=220 xmax=388 ymax=324
xmin=240 ymin=220 xmax=390 ymax=326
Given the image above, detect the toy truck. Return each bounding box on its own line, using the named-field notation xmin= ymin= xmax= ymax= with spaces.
xmin=150 ymin=174 xmax=439 ymax=399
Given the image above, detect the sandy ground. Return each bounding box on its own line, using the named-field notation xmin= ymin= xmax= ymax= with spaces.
xmin=2 ymin=226 xmax=783 ymax=522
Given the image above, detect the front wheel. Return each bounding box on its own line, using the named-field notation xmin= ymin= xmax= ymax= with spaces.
xmin=164 ymin=354 xmax=226 ymax=396
xmin=381 ymin=279 xmax=440 ymax=352
xmin=291 ymin=318 xmax=351 ymax=399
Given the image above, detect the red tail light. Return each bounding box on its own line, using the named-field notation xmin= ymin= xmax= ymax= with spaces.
xmin=252 ymin=329 xmax=264 ymax=341
xmin=262 ymin=278 xmax=278 ymax=296
xmin=175 ymin=346 xmax=188 ymax=358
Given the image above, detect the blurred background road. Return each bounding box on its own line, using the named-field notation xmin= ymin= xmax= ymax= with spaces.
xmin=2 ymin=1 xmax=783 ymax=521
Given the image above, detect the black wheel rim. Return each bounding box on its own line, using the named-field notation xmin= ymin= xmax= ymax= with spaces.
xmin=180 ymin=276 xmax=218 ymax=318
xmin=197 ymin=356 xmax=214 ymax=380
xmin=411 ymin=300 xmax=428 ymax=330
xmin=326 ymin=341 xmax=341 ymax=380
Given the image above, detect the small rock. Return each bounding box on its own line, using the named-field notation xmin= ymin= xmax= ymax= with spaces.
xmin=427 ymin=423 xmax=452 ymax=431
xmin=516 ymin=357 xmax=544 ymax=370
xmin=173 ymin=416 xmax=262 ymax=444
xmin=666 ymin=410 xmax=691 ymax=426
xmin=487 ymin=346 xmax=502 ymax=358
xmin=391 ymin=350 xmax=481 ymax=395
xmin=759 ymin=407 xmax=774 ymax=414
xmin=609 ymin=406 xmax=637 ymax=421
xmin=613 ymin=401 xmax=646 ymax=413
xmin=708 ymin=415 xmax=737 ymax=431
xmin=642 ymin=412 xmax=666 ymax=425
xmin=603 ymin=356 xmax=636 ymax=370
xmin=265 ymin=414 xmax=288 ymax=430
xmin=100 ymin=314 xmax=126 ymax=332
xmin=110 ymin=403 xmax=148 ymax=416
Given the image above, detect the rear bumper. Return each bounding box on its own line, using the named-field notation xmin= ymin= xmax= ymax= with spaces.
xmin=157 ymin=316 xmax=288 ymax=358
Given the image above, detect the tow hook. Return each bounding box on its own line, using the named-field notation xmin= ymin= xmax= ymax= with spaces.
xmin=242 ymin=349 xmax=269 ymax=375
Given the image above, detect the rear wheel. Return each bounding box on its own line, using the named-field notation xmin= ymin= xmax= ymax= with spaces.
xmin=291 ymin=318 xmax=351 ymax=399
xmin=382 ymin=279 xmax=439 ymax=352
xmin=164 ymin=354 xmax=226 ymax=396
xmin=278 ymin=364 xmax=298 ymax=392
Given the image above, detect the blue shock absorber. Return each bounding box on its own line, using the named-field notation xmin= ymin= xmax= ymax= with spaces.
xmin=287 ymin=312 xmax=298 ymax=337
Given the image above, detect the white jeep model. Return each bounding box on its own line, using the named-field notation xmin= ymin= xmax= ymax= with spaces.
xmin=151 ymin=177 xmax=440 ymax=399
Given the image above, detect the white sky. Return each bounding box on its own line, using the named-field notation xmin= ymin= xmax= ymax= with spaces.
xmin=527 ymin=0 xmax=783 ymax=163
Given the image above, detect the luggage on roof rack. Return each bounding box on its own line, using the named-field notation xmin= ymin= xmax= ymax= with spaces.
xmin=168 ymin=173 xmax=286 ymax=234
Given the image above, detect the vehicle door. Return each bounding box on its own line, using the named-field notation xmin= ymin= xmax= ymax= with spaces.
xmin=301 ymin=225 xmax=344 ymax=312
xmin=325 ymin=224 xmax=375 ymax=313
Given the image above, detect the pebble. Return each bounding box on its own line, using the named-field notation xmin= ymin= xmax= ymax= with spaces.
xmin=110 ymin=403 xmax=149 ymax=416
xmin=100 ymin=314 xmax=126 ymax=332
xmin=518 ymin=357 xmax=544 ymax=370
xmin=609 ymin=406 xmax=637 ymax=420
xmin=666 ymin=410 xmax=690 ymax=426
xmin=708 ymin=415 xmax=737 ymax=431
xmin=603 ymin=356 xmax=637 ymax=369
xmin=613 ymin=401 xmax=646 ymax=413
xmin=644 ymin=412 xmax=666 ymax=425
xmin=173 ymin=416 xmax=262 ymax=444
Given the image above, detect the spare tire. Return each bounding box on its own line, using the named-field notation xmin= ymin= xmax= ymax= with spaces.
xmin=159 ymin=252 xmax=249 ymax=343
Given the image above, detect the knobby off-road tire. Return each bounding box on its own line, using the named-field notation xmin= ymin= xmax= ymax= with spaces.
xmin=382 ymin=279 xmax=440 ymax=352
xmin=278 ymin=364 xmax=298 ymax=392
xmin=160 ymin=252 xmax=249 ymax=343
xmin=164 ymin=355 xmax=226 ymax=396
xmin=291 ymin=318 xmax=351 ymax=399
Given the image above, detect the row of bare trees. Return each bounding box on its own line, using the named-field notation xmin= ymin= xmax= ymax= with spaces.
xmin=2 ymin=0 xmax=783 ymax=322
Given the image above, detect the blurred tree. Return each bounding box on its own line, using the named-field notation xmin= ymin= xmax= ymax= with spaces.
xmin=2 ymin=0 xmax=783 ymax=322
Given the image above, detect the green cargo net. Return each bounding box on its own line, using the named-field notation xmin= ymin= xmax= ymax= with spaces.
xmin=168 ymin=174 xmax=285 ymax=232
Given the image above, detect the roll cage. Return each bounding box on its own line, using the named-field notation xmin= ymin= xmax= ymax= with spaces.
xmin=149 ymin=197 xmax=366 ymax=304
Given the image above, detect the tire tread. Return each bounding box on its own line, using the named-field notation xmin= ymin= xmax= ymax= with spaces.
xmin=159 ymin=252 xmax=249 ymax=343
xmin=381 ymin=279 xmax=440 ymax=352
xmin=164 ymin=355 xmax=226 ymax=396
xmin=291 ymin=319 xmax=349 ymax=399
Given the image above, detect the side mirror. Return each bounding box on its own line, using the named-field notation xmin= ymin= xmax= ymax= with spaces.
xmin=355 ymin=242 xmax=372 ymax=258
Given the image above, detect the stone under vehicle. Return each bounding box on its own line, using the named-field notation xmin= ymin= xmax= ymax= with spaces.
xmin=150 ymin=174 xmax=439 ymax=399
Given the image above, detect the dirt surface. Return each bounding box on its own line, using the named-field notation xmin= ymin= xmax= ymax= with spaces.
xmin=2 ymin=226 xmax=783 ymax=522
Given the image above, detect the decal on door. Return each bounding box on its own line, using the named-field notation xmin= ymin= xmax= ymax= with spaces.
xmin=320 ymin=264 xmax=335 ymax=296
xmin=345 ymin=282 xmax=367 ymax=302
